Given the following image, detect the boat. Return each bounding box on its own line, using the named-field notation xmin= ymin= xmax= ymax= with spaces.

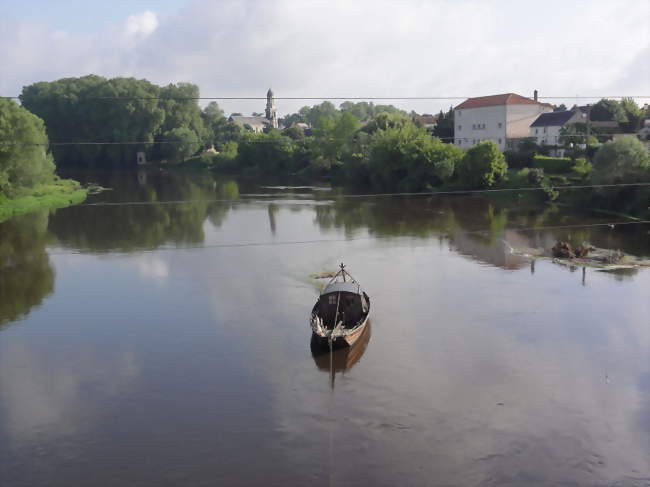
xmin=311 ymin=322 xmax=371 ymax=372
xmin=310 ymin=263 xmax=370 ymax=349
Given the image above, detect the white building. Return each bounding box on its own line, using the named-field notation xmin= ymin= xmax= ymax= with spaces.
xmin=454 ymin=93 xmax=553 ymax=151
xmin=529 ymin=110 xmax=586 ymax=156
xmin=229 ymin=88 xmax=280 ymax=133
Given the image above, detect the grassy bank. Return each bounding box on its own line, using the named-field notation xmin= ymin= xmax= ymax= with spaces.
xmin=0 ymin=179 xmax=88 ymax=223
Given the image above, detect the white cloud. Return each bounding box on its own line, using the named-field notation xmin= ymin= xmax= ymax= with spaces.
xmin=124 ymin=10 xmax=158 ymax=38
xmin=0 ymin=0 xmax=648 ymax=115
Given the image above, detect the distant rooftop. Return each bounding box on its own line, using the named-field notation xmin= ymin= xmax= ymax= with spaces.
xmin=530 ymin=111 xmax=580 ymax=127
xmin=455 ymin=93 xmax=552 ymax=110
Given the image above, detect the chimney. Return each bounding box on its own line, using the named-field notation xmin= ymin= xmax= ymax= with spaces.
xmin=533 ymin=89 xmax=538 ymax=102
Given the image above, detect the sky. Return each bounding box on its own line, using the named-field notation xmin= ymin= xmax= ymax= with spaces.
xmin=1 ymin=0 xmax=648 ymax=116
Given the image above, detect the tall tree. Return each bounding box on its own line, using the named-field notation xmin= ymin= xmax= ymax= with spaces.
xmin=0 ymin=98 xmax=55 ymax=196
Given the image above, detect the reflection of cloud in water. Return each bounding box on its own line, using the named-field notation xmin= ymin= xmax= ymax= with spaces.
xmin=132 ymin=255 xmax=169 ymax=280
xmin=0 ymin=341 xmax=139 ymax=446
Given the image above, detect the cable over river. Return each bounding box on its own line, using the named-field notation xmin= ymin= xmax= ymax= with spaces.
xmin=1 ymin=170 xmax=648 ymax=486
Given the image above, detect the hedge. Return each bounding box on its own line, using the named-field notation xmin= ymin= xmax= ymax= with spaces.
xmin=533 ymin=155 xmax=586 ymax=174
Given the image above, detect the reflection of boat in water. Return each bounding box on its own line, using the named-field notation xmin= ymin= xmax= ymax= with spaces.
xmin=310 ymin=263 xmax=370 ymax=349
xmin=311 ymin=322 xmax=371 ymax=373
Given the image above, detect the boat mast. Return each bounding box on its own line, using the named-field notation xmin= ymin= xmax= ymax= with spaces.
xmin=340 ymin=262 xmax=346 ymax=282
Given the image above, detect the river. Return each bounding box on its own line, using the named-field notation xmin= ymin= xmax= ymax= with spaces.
xmin=1 ymin=170 xmax=648 ymax=486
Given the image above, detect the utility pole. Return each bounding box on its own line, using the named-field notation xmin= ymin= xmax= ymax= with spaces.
xmin=585 ymin=104 xmax=591 ymax=159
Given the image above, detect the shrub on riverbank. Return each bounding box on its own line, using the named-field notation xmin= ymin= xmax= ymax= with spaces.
xmin=455 ymin=141 xmax=507 ymax=188
xmin=0 ymin=98 xmax=87 ymax=221
xmin=0 ymin=179 xmax=87 ymax=222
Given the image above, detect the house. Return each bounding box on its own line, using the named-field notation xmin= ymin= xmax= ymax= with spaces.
xmin=413 ymin=113 xmax=438 ymax=129
xmin=454 ymin=92 xmax=553 ymax=151
xmin=529 ymin=110 xmax=586 ymax=156
xmin=229 ymin=88 xmax=280 ymax=133
xmin=228 ymin=115 xmax=268 ymax=133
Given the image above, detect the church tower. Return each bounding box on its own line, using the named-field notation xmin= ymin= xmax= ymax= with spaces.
xmin=265 ymin=88 xmax=278 ymax=129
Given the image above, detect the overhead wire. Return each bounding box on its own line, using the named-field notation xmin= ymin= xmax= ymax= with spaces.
xmin=2 ymin=95 xmax=649 ymax=101
xmin=0 ymin=133 xmax=630 ymax=148
xmin=2 ymin=182 xmax=650 ymax=210
xmin=42 ymin=219 xmax=650 ymax=257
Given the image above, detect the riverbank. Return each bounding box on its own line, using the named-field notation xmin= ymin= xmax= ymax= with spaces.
xmin=0 ymin=179 xmax=88 ymax=222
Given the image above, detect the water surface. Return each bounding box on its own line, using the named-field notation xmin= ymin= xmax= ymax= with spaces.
xmin=1 ymin=170 xmax=649 ymax=486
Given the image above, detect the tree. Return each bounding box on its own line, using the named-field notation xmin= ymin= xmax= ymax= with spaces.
xmin=237 ymin=132 xmax=295 ymax=174
xmin=312 ymin=111 xmax=360 ymax=166
xmin=456 ymin=141 xmax=508 ymax=188
xmin=367 ymin=122 xmax=464 ymax=191
xmin=202 ymin=102 xmax=226 ymax=145
xmin=0 ymin=98 xmax=56 ymax=196
xmin=282 ymin=125 xmax=305 ymax=140
xmin=619 ymin=97 xmax=643 ymax=133
xmin=554 ymin=104 xmax=567 ymax=112
xmin=432 ymin=106 xmax=454 ymax=141
xmin=363 ymin=112 xmax=411 ymax=134
xmin=590 ymin=99 xmax=627 ymax=123
xmin=592 ymin=136 xmax=649 ymax=184
xmin=160 ymin=127 xmax=200 ymax=163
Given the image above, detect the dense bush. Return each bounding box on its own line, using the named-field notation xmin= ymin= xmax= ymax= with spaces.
xmin=532 ymin=155 xmax=585 ymax=174
xmin=0 ymin=99 xmax=56 ymax=196
xmin=592 ymin=136 xmax=650 ymax=184
xmin=368 ymin=124 xmax=463 ymax=191
xmin=456 ymin=141 xmax=507 ymax=188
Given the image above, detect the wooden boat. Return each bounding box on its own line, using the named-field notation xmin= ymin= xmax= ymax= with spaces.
xmin=310 ymin=263 xmax=370 ymax=348
xmin=311 ymin=322 xmax=371 ymax=372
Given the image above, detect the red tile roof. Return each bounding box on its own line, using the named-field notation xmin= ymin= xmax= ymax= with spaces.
xmin=455 ymin=93 xmax=549 ymax=110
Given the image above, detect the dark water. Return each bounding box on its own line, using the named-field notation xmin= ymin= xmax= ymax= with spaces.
xmin=1 ymin=170 xmax=649 ymax=486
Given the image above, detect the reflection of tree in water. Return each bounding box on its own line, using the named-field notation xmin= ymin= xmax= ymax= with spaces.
xmin=0 ymin=211 xmax=54 ymax=326
xmin=312 ymin=195 xmax=650 ymax=268
xmin=48 ymin=171 xmax=240 ymax=252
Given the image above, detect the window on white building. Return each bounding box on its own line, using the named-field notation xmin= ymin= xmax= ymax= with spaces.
xmin=498 ymin=138 xmax=502 ymax=144
xmin=458 ymin=125 xmax=462 ymax=130
xmin=498 ymin=122 xmax=502 ymax=129
xmin=543 ymin=127 xmax=547 ymax=133
xmin=457 ymin=111 xmax=461 ymax=117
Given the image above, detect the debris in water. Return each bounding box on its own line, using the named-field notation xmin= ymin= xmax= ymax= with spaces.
xmin=310 ymin=270 xmax=338 ymax=279
xmin=507 ymin=240 xmax=650 ymax=270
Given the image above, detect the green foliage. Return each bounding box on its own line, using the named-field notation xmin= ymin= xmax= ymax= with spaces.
xmin=20 ymin=76 xmax=208 ymax=167
xmin=339 ymin=101 xmax=406 ymax=121
xmin=0 ymin=211 xmax=54 ymax=325
xmin=456 ymin=141 xmax=508 ymax=188
xmin=213 ymin=141 xmax=239 ymax=171
xmin=201 ymin=101 xmax=226 ymax=145
xmin=592 ymin=136 xmax=650 ymax=184
xmin=160 ymin=127 xmax=201 ymax=164
xmin=362 ymin=112 xmax=411 ymax=134
xmin=237 ymin=132 xmax=295 ymax=174
xmin=533 ymin=155 xmax=585 ymax=174
xmin=367 ymin=123 xmax=463 ymax=191
xmin=282 ymin=125 xmax=305 ymax=140
xmin=527 ymin=168 xmax=545 ymax=186
xmin=0 ymin=98 xmax=56 ymax=197
xmin=0 ymin=179 xmax=87 ymax=222
xmin=590 ymin=98 xmax=627 ymax=123
xmin=432 ymin=106 xmax=454 ymax=141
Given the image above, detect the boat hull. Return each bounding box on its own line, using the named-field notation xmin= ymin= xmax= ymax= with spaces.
xmin=311 ymin=315 xmax=369 ymax=349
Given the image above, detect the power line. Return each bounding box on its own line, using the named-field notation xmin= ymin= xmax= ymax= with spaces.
xmin=3 ymin=95 xmax=650 ymax=101
xmin=42 ymin=219 xmax=650 ymax=256
xmin=0 ymin=132 xmax=630 ymax=148
xmin=2 ymin=182 xmax=650 ymax=210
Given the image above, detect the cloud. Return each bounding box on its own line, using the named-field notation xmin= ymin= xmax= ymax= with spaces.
xmin=124 ymin=10 xmax=158 ymax=38
xmin=0 ymin=0 xmax=648 ymax=115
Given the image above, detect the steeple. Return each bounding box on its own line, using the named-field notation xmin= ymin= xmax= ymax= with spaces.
xmin=265 ymin=87 xmax=278 ymax=129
